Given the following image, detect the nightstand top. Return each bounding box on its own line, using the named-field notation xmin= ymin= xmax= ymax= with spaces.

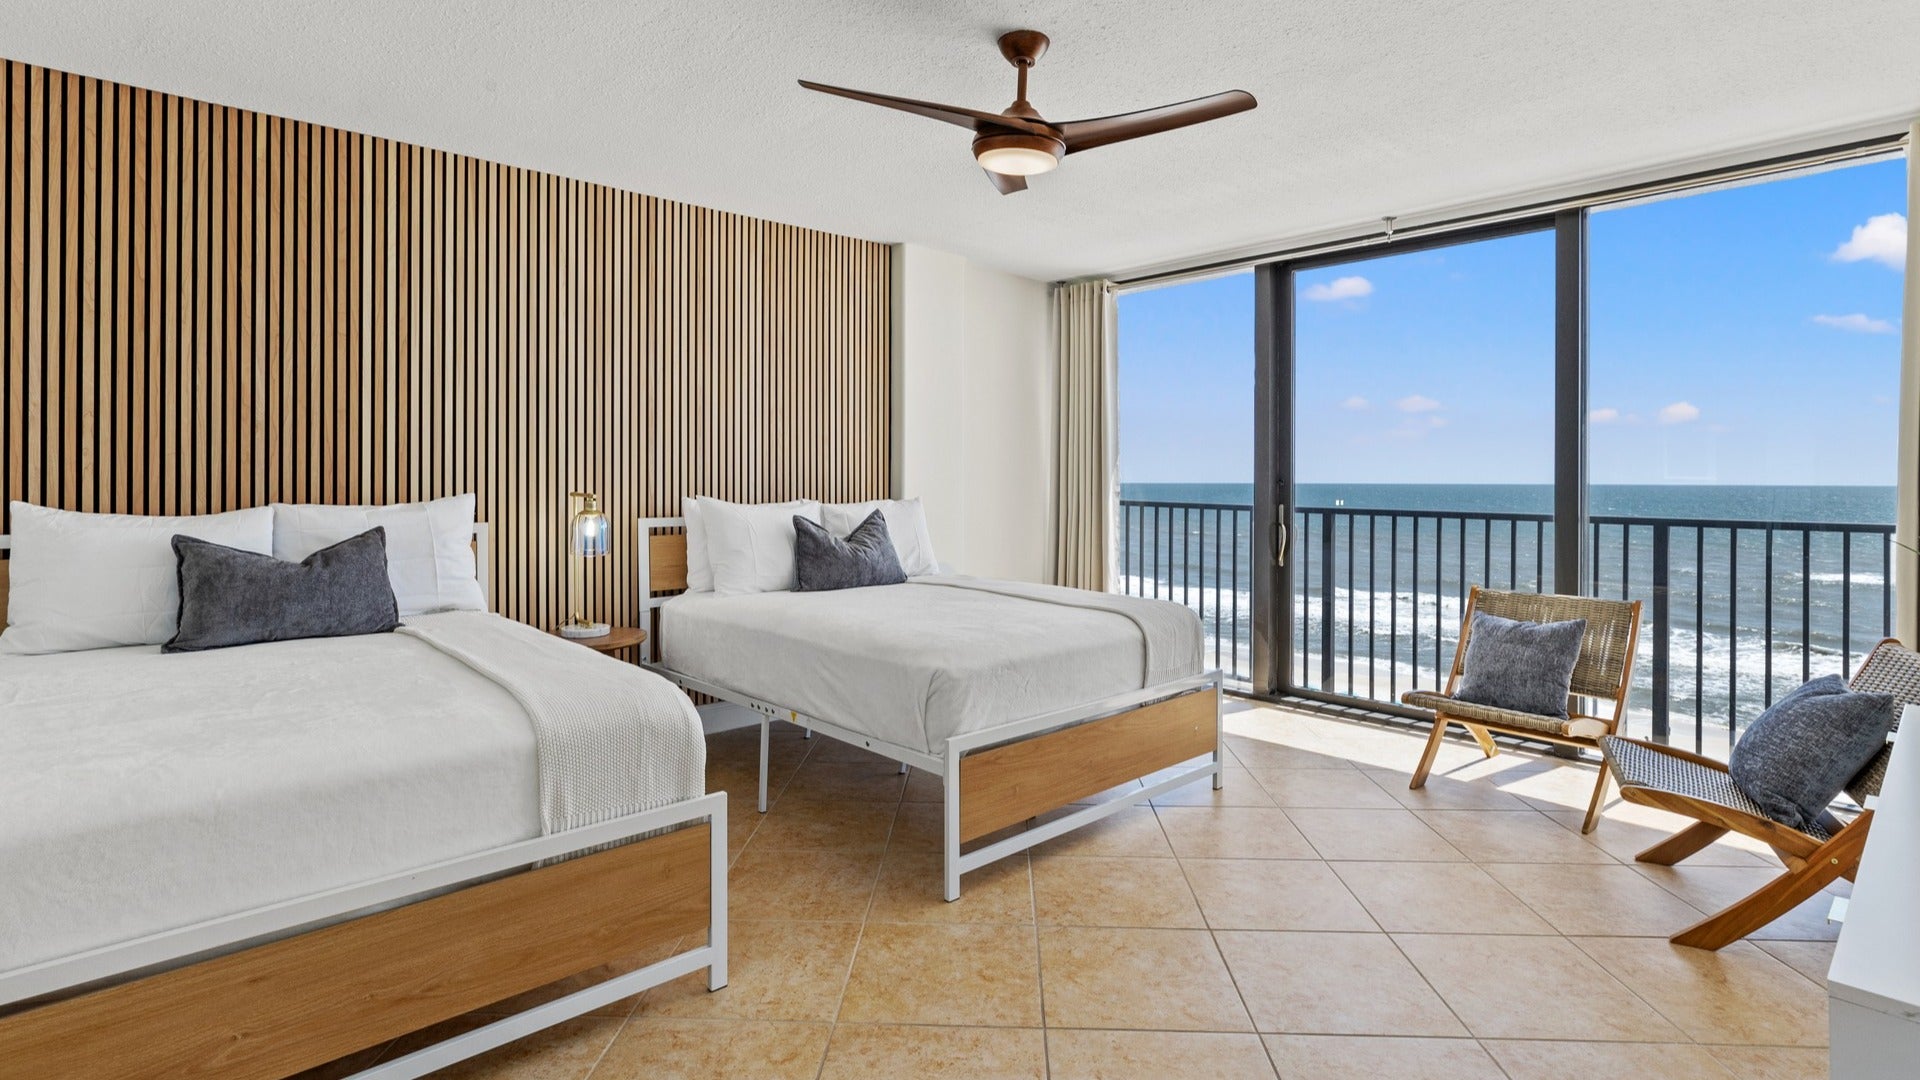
xmin=551 ymin=625 xmax=647 ymax=653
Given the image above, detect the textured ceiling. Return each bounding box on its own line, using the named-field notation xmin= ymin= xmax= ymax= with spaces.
xmin=4 ymin=2 xmax=1918 ymax=281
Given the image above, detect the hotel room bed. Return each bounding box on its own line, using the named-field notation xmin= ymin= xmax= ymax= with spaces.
xmin=660 ymin=575 xmax=1203 ymax=756
xmin=0 ymin=531 xmax=728 ymax=1080
xmin=640 ymin=517 xmax=1223 ymax=902
xmin=0 ymin=613 xmax=703 ymax=974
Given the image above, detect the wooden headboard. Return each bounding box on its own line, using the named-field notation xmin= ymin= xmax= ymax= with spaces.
xmin=642 ymin=521 xmax=690 ymax=597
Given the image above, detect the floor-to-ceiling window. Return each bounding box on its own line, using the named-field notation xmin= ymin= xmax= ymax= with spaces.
xmin=1115 ymin=149 xmax=1905 ymax=754
xmin=1116 ymin=272 xmax=1254 ymax=680
xmin=1290 ymin=228 xmax=1557 ymax=703
xmin=1588 ymin=158 xmax=1905 ymax=750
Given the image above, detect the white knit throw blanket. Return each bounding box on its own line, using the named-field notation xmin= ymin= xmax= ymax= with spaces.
xmin=398 ymin=612 xmax=705 ymax=835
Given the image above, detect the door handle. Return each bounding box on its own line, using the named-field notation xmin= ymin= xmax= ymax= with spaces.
xmin=1275 ymin=504 xmax=1288 ymax=568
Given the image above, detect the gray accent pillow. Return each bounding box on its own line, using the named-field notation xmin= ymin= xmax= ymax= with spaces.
xmin=165 ymin=527 xmax=401 ymax=653
xmin=793 ymin=510 xmax=906 ymax=592
xmin=1453 ymin=611 xmax=1587 ymax=720
xmin=1728 ymin=674 xmax=1896 ymax=833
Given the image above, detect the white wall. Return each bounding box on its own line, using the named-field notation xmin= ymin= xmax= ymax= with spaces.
xmin=892 ymin=244 xmax=1054 ymax=583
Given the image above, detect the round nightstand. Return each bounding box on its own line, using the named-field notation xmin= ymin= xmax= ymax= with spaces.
xmin=551 ymin=625 xmax=647 ymax=654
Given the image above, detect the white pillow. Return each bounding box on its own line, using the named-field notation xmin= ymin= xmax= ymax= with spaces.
xmin=698 ymin=497 xmax=821 ymax=595
xmin=272 ymin=494 xmax=486 ymax=616
xmin=820 ymin=498 xmax=940 ymax=577
xmin=682 ymin=496 xmax=713 ymax=592
xmin=0 ymin=502 xmax=274 ymax=654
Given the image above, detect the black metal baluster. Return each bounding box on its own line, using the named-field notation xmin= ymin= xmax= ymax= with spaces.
xmin=1729 ymin=529 xmax=1739 ymax=750
xmin=1651 ymin=524 xmax=1669 ymax=743
xmin=1842 ymin=531 xmax=1852 ymax=674
xmin=1390 ymin=515 xmax=1400 ymax=701
xmin=1437 ymin=516 xmax=1447 ymax=677
xmin=1885 ymin=532 xmax=1894 ymax=639
xmin=1411 ymin=516 xmax=1421 ymax=691
xmin=1763 ymin=527 xmax=1774 ymax=708
xmin=1368 ymin=514 xmax=1378 ymax=701
xmin=1694 ymin=527 xmax=1704 ymax=755
xmin=1346 ymin=512 xmax=1355 ymax=695
xmin=1535 ymin=521 xmax=1544 ymax=593
xmin=1801 ymin=529 xmax=1811 ymax=683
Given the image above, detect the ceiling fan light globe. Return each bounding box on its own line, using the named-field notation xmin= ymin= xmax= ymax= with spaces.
xmin=972 ymin=131 xmax=1064 ymax=176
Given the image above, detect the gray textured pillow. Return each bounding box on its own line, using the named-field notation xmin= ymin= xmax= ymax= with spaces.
xmin=793 ymin=510 xmax=906 ymax=592
xmin=165 ymin=527 xmax=400 ymax=653
xmin=1728 ymin=674 xmax=1896 ymax=832
xmin=1453 ymin=611 xmax=1587 ymax=719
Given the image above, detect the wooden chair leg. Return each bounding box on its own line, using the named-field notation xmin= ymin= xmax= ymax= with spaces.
xmin=1409 ymin=716 xmax=1451 ymax=790
xmin=1669 ymin=816 xmax=1871 ymax=950
xmin=1463 ymin=723 xmax=1499 ymax=759
xmin=1580 ymin=765 xmax=1611 ymax=834
xmin=1635 ymin=821 xmax=1729 ymax=865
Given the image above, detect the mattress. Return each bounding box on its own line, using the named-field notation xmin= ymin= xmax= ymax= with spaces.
xmin=0 ymin=615 xmax=704 ymax=975
xmin=658 ymin=576 xmax=1205 ymax=755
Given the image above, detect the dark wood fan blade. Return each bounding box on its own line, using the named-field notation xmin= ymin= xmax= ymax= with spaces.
xmin=1056 ymin=90 xmax=1256 ymax=154
xmin=984 ymin=169 xmax=1028 ymax=195
xmin=798 ymin=81 xmax=1056 ymax=137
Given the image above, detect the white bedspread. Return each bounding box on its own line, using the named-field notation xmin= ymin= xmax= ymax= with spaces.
xmin=400 ymin=612 xmax=704 ymax=834
xmin=659 ymin=576 xmax=1204 ymax=755
xmin=0 ymin=614 xmax=704 ymax=975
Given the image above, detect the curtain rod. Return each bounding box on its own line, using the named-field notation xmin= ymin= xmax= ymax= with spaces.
xmin=1112 ymin=131 xmax=1909 ymax=289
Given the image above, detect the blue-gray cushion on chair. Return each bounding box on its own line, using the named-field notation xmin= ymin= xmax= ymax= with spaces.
xmin=793 ymin=510 xmax=906 ymax=592
xmin=1453 ymin=611 xmax=1587 ymax=720
xmin=1728 ymin=674 xmax=1897 ymax=833
xmin=165 ymin=527 xmax=401 ymax=653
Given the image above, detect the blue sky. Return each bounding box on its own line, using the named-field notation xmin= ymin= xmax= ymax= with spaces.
xmin=1117 ymin=156 xmax=1907 ymax=486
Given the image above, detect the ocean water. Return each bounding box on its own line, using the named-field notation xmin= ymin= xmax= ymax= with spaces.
xmin=1119 ymin=482 xmax=1897 ymax=748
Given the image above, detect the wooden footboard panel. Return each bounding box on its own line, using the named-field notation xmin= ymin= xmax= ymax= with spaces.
xmin=958 ymin=686 xmax=1218 ymax=842
xmin=0 ymin=823 xmax=712 ymax=1080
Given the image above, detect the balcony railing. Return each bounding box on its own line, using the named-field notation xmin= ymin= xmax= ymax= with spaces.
xmin=1118 ymin=499 xmax=1897 ymax=754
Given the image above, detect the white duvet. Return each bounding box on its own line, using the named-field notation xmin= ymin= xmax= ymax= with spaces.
xmin=0 ymin=615 xmax=703 ymax=975
xmin=659 ymin=575 xmax=1205 ymax=755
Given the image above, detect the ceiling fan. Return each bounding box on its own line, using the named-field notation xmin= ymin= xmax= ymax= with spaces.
xmin=799 ymin=29 xmax=1256 ymax=194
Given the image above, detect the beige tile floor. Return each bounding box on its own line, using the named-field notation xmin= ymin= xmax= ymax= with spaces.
xmin=319 ymin=701 xmax=1842 ymax=1079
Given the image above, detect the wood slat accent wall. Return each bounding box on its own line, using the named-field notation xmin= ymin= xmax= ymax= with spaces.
xmin=0 ymin=59 xmax=891 ymax=629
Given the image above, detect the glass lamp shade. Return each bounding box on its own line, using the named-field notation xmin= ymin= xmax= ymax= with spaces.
xmin=570 ymin=505 xmax=610 ymax=558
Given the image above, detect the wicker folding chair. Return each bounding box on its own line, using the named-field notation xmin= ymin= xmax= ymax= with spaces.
xmin=1600 ymin=638 xmax=1919 ymax=950
xmin=1403 ymin=587 xmax=1643 ymax=834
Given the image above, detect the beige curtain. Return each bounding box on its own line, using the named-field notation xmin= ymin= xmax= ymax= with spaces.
xmin=1053 ymin=279 xmax=1117 ymax=590
xmin=1896 ymin=123 xmax=1920 ymax=646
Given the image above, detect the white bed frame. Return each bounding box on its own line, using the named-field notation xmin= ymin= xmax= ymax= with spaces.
xmin=637 ymin=516 xmax=1223 ymax=901
xmin=0 ymin=525 xmax=729 ymax=1080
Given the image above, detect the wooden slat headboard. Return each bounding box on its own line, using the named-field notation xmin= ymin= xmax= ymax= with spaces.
xmin=647 ymin=532 xmax=690 ymax=595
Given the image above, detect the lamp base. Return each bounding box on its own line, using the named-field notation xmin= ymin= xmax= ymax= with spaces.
xmin=559 ymin=621 xmax=611 ymax=639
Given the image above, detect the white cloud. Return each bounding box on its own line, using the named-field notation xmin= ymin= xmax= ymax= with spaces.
xmin=1395 ymin=394 xmax=1442 ymax=413
xmin=1658 ymin=401 xmax=1701 ymax=425
xmin=1340 ymin=395 xmax=1371 ymax=411
xmin=1588 ymin=407 xmax=1620 ymax=424
xmin=1812 ymin=312 xmax=1897 ymax=334
xmin=1831 ymin=213 xmax=1907 ymax=269
xmin=1303 ymin=275 xmax=1374 ymax=302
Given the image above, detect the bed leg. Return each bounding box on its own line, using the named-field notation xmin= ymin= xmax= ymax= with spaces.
xmin=757 ymin=717 xmax=771 ymax=814
xmin=708 ymin=797 xmax=729 ymax=991
xmin=1212 ymin=677 xmax=1226 ymax=790
xmin=899 ymin=761 xmax=910 ymax=775
xmin=943 ymin=743 xmax=963 ymax=902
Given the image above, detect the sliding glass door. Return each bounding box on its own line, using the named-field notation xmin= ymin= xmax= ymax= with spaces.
xmin=1282 ymin=226 xmax=1558 ymax=705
